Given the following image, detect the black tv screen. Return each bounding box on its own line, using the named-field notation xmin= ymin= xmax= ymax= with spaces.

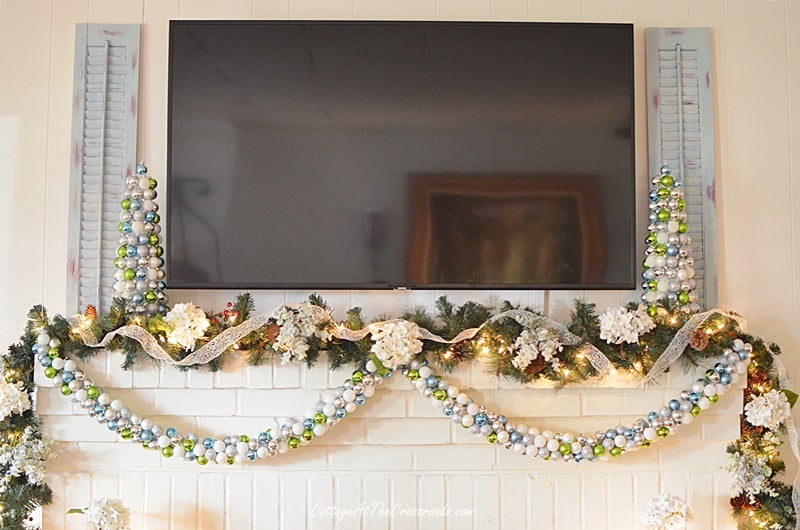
xmin=167 ymin=21 xmax=635 ymax=290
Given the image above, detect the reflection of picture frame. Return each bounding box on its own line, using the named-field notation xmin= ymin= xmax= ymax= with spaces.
xmin=407 ymin=174 xmax=606 ymax=287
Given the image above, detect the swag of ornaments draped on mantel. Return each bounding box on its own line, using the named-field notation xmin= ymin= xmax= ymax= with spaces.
xmin=0 ymin=164 xmax=795 ymax=530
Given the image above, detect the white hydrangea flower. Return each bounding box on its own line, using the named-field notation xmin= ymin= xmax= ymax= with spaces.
xmin=599 ymin=305 xmax=656 ymax=345
xmin=0 ymin=426 xmax=53 ymax=487
xmin=726 ymin=450 xmax=776 ymax=500
xmin=745 ymin=389 xmax=792 ymax=431
xmin=369 ymin=320 xmax=424 ymax=369
xmin=511 ymin=327 xmax=563 ymax=372
xmin=272 ymin=303 xmax=333 ymax=364
xmin=641 ymin=494 xmax=691 ymax=530
xmin=0 ymin=379 xmax=31 ymax=422
xmin=165 ymin=302 xmax=211 ymax=351
xmin=83 ymin=498 xmax=131 ymax=530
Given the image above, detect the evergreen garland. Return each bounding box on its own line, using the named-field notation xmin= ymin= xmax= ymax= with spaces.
xmin=1 ymin=294 xmax=797 ymax=528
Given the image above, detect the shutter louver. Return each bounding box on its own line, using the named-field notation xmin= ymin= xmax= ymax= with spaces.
xmin=645 ymin=28 xmax=718 ymax=308
xmin=67 ymin=25 xmax=140 ymax=313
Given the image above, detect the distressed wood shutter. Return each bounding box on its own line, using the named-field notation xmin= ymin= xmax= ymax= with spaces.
xmin=67 ymin=24 xmax=140 ymax=313
xmin=645 ymin=28 xmax=717 ymax=309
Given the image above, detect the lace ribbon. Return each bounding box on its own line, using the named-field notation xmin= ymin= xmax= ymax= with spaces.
xmin=641 ymin=309 xmax=747 ymax=384
xmin=72 ymin=306 xmax=614 ymax=374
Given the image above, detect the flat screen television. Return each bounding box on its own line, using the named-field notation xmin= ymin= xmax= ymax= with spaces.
xmin=167 ymin=21 xmax=635 ymax=290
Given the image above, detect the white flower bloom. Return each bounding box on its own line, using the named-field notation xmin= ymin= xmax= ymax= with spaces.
xmin=641 ymin=494 xmax=691 ymax=530
xmin=83 ymin=498 xmax=131 ymax=530
xmin=272 ymin=303 xmax=333 ymax=364
xmin=511 ymin=327 xmax=563 ymax=372
xmin=726 ymin=450 xmax=776 ymax=500
xmin=745 ymin=389 xmax=792 ymax=431
xmin=0 ymin=427 xmax=53 ymax=487
xmin=0 ymin=379 xmax=31 ymax=421
xmin=599 ymin=305 xmax=655 ymax=345
xmin=369 ymin=320 xmax=424 ymax=369
xmin=165 ymin=303 xmax=211 ymax=351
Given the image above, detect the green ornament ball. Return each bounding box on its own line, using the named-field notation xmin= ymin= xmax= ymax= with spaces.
xmin=677 ymin=291 xmax=690 ymax=304
xmin=709 ymin=394 xmax=719 ymax=404
xmin=656 ymin=209 xmax=670 ymax=222
xmin=227 ymin=457 xmax=234 ymax=465
xmin=182 ymin=439 xmax=194 ymax=451
xmin=240 ymin=435 xmax=249 ymax=443
xmin=148 ymin=178 xmax=157 ymax=189
xmin=610 ymin=446 xmax=622 ymax=457
xmin=691 ymin=405 xmax=701 ymax=416
xmin=145 ymin=291 xmax=157 ymax=303
xmin=114 ymin=257 xmax=125 ymax=269
xmin=432 ymin=389 xmax=447 ymax=401
xmin=116 ymin=246 xmax=127 ymax=258
xmin=592 ymin=445 xmax=604 ymax=456
xmin=60 ymin=383 xmax=71 ymax=396
xmin=558 ymin=443 xmax=571 ymax=455
xmin=378 ymin=367 xmax=392 ymax=378
xmin=121 ymin=428 xmax=132 ymax=440
xmin=647 ymin=280 xmax=658 ymax=290
xmin=677 ymin=221 xmax=688 ymax=234
xmin=44 ymin=366 xmax=57 ymax=379
xmin=302 ymin=429 xmax=314 ymax=442
xmin=121 ymin=198 xmax=131 ymax=210
xmin=197 ymin=456 xmax=208 ymax=465
xmin=149 ymin=234 xmax=160 ymax=246
xmin=642 ymin=440 xmax=651 ymax=448
xmin=654 ymin=243 xmax=667 ymax=255
xmin=647 ymin=305 xmax=658 ymax=317
xmin=123 ymin=268 xmax=135 ymax=280
xmin=314 ymin=413 xmax=326 ymax=424
xmin=486 ymin=432 xmax=498 ymax=444
xmin=656 ymin=427 xmax=669 ymax=438
xmin=645 ymin=234 xmax=657 ymax=245
xmin=288 ymin=437 xmax=300 ymax=450
xmin=351 ymin=371 xmax=364 ymax=384
xmin=677 ymin=198 xmax=686 ymax=210
xmin=152 ymin=213 xmax=160 ymax=224
xmin=162 ymin=446 xmax=173 ymax=458
xmin=47 ymin=347 xmax=60 ymax=358
xmin=86 ymin=386 xmax=100 ymax=399
xmin=659 ymin=174 xmax=674 ymax=187
xmin=656 ymin=187 xmax=670 ymax=199
xmin=406 ymin=369 xmax=419 ymax=381
xmin=155 ymin=246 xmax=164 ymax=257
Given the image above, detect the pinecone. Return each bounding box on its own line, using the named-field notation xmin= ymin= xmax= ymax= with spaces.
xmin=84 ymin=304 xmax=98 ymax=320
xmin=730 ymin=494 xmax=760 ymax=510
xmin=689 ymin=329 xmax=710 ymax=351
xmin=524 ymin=356 xmax=550 ymax=378
xmin=266 ymin=323 xmax=281 ymax=343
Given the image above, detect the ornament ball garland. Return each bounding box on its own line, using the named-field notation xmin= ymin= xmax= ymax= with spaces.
xmin=31 ymin=304 xmax=748 ymax=467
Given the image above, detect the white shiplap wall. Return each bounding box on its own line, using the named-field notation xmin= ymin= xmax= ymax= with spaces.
xmin=3 ymin=1 xmax=800 ymax=529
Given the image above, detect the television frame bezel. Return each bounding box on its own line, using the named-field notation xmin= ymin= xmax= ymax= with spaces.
xmin=165 ymin=19 xmax=637 ymax=291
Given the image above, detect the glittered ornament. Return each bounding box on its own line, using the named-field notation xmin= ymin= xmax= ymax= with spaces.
xmin=689 ymin=329 xmax=710 ymax=351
